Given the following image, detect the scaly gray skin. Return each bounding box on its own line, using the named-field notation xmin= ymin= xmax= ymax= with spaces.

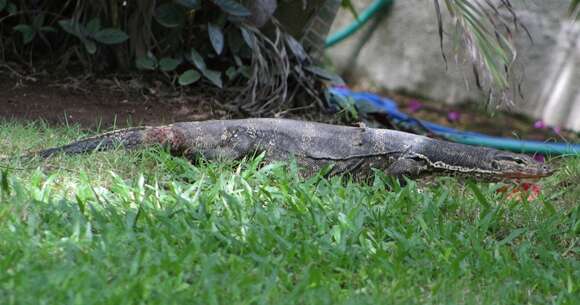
xmin=33 ymin=118 xmax=554 ymax=181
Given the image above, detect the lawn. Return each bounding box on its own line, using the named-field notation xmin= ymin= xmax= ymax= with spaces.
xmin=0 ymin=121 xmax=578 ymax=305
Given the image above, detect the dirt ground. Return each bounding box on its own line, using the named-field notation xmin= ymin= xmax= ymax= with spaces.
xmin=0 ymin=73 xmax=233 ymax=129
xmin=0 ymin=72 xmax=578 ymax=143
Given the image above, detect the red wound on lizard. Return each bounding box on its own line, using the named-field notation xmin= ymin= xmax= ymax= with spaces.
xmin=144 ymin=127 xmax=186 ymax=153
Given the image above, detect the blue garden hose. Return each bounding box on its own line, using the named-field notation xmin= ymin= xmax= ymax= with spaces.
xmin=329 ymin=88 xmax=580 ymax=155
xmin=324 ymin=1 xmax=580 ymax=155
xmin=325 ymin=0 xmax=395 ymax=48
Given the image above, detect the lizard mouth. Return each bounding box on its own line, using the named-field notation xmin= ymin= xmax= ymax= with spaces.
xmin=501 ymin=165 xmax=555 ymax=180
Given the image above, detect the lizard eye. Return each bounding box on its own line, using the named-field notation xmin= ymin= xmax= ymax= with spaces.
xmin=497 ymin=154 xmax=528 ymax=165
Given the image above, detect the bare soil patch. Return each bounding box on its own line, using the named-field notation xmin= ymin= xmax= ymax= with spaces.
xmin=0 ymin=73 xmax=232 ymax=129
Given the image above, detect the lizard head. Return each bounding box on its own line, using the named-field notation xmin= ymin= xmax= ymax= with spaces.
xmin=484 ymin=151 xmax=555 ymax=180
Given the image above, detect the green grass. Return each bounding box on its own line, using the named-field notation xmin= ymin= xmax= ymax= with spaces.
xmin=0 ymin=121 xmax=578 ymax=305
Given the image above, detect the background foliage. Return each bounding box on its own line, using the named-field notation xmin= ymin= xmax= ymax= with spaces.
xmin=0 ymin=0 xmax=328 ymax=115
xmin=2 ymin=0 xmax=577 ymax=111
xmin=1 ymin=0 xmax=254 ymax=77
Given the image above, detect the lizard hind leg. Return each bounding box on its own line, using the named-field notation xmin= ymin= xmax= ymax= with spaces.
xmin=385 ymin=158 xmax=428 ymax=186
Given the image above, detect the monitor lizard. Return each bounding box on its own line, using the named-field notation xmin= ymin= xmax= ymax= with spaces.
xmin=31 ymin=118 xmax=554 ymax=181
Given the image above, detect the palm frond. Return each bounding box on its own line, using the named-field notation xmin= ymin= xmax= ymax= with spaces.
xmin=341 ymin=0 xmax=359 ymax=19
xmin=570 ymin=0 xmax=580 ymax=19
xmin=433 ymin=0 xmax=528 ymax=107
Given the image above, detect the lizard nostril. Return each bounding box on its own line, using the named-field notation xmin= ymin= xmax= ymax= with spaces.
xmin=541 ymin=164 xmax=553 ymax=174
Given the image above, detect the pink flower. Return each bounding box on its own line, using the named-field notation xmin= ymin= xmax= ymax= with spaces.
xmin=533 ymin=154 xmax=545 ymax=163
xmin=407 ymin=100 xmax=423 ymax=113
xmin=533 ymin=120 xmax=545 ymax=129
xmin=552 ymin=126 xmax=562 ymax=135
xmin=447 ymin=111 xmax=461 ymax=122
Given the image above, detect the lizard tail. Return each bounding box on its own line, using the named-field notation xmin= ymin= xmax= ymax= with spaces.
xmin=33 ymin=127 xmax=153 ymax=159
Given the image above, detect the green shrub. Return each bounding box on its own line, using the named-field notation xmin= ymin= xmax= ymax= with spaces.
xmin=0 ymin=0 xmax=327 ymax=115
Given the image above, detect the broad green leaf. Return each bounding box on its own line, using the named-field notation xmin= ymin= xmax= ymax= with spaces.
xmin=211 ymin=0 xmax=251 ymax=17
xmin=159 ymin=57 xmax=181 ymax=72
xmin=83 ymin=39 xmax=97 ymax=54
xmin=58 ymin=19 xmax=85 ymax=38
xmin=189 ymin=48 xmax=206 ymax=71
xmin=0 ymin=0 xmax=6 ymax=12
xmin=284 ymin=34 xmax=307 ymax=62
xmin=177 ymin=0 xmax=200 ymax=9
xmin=136 ymin=56 xmax=158 ymax=70
xmin=233 ymin=55 xmax=243 ymax=66
xmin=93 ymin=29 xmax=129 ymax=44
xmin=58 ymin=19 xmax=76 ymax=35
xmin=208 ymin=23 xmax=224 ymax=55
xmin=13 ymin=24 xmax=35 ymax=44
xmin=226 ymin=65 xmax=250 ymax=79
xmin=240 ymin=27 xmax=256 ymax=49
xmin=6 ymin=2 xmax=16 ymax=15
xmin=179 ymin=69 xmax=201 ymax=86
xmin=238 ymin=65 xmax=252 ymax=78
xmin=155 ymin=3 xmax=185 ymax=28
xmin=202 ymin=69 xmax=223 ymax=88
xmin=225 ymin=66 xmax=237 ymax=80
xmin=86 ymin=18 xmax=102 ymax=34
xmin=32 ymin=14 xmax=45 ymax=29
